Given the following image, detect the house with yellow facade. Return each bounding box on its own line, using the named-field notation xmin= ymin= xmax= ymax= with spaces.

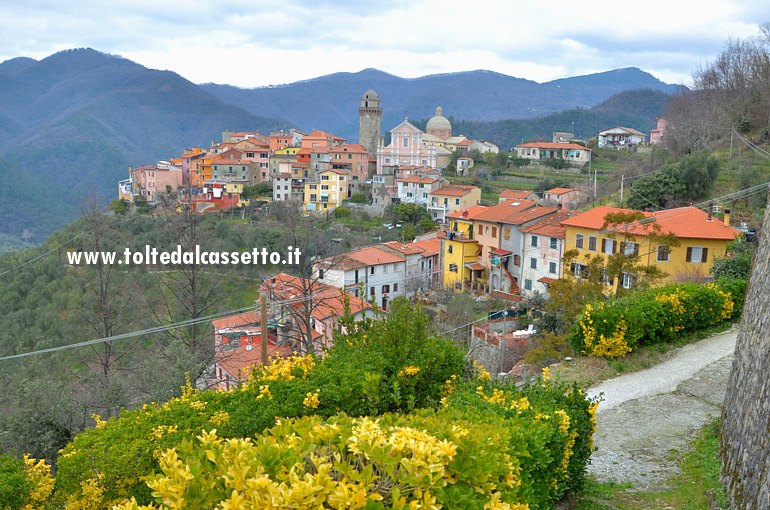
xmin=427 ymin=185 xmax=482 ymax=223
xmin=560 ymin=205 xmax=739 ymax=291
xmin=304 ymin=169 xmax=349 ymax=214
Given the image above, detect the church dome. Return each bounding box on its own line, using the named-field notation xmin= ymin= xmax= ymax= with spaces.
xmin=362 ymin=89 xmax=379 ymax=100
xmin=426 ymin=106 xmax=451 ymax=135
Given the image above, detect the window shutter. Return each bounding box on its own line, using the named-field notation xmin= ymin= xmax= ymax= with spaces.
xmin=702 ymin=247 xmax=708 ymax=263
xmin=601 ymin=239 xmax=607 ymax=252
xmin=686 ymin=247 xmax=693 ymax=262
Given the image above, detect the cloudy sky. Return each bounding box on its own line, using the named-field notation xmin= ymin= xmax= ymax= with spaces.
xmin=1 ymin=0 xmax=766 ymax=88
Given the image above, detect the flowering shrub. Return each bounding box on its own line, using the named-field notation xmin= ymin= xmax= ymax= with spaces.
xmin=0 ymin=453 xmax=55 ymax=510
xmin=570 ymin=280 xmax=745 ymax=358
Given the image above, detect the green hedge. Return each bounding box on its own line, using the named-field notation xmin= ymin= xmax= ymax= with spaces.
xmin=570 ymin=279 xmax=746 ymax=358
xmin=19 ymin=301 xmax=597 ymax=509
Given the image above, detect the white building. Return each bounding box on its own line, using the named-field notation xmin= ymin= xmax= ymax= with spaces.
xmin=598 ymin=126 xmax=647 ymax=147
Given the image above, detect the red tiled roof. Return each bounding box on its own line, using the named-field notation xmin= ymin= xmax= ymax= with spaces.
xmin=215 ymin=334 xmax=292 ymax=378
xmin=465 ymin=262 xmax=485 ymax=271
xmin=517 ymin=142 xmax=589 ymax=151
xmin=430 ymin=185 xmax=478 ymax=197
xmin=412 ymin=237 xmax=441 ymax=257
xmin=499 ymin=189 xmax=533 ymax=200
xmin=345 ymin=245 xmax=406 ymax=267
xmin=472 ymin=200 xmax=537 ymax=223
xmin=497 ymin=205 xmax=559 ymax=226
xmin=545 ymin=187 xmax=575 ymax=195
xmin=447 ymin=205 xmax=488 ymax=220
xmin=491 ymin=248 xmax=512 ymax=256
xmin=456 ymin=139 xmax=473 ymax=146
xmin=521 ymin=210 xmax=574 ymax=237
xmin=398 ymin=176 xmax=440 ymax=184
xmin=261 ymin=273 xmax=373 ymax=319
xmin=538 ymin=277 xmax=556 ymax=284
xmin=212 ymin=311 xmax=261 ymax=331
xmin=561 ymin=206 xmax=740 ymax=240
xmin=382 ymin=241 xmax=424 ymax=256
xmin=329 ymin=144 xmax=368 ymax=154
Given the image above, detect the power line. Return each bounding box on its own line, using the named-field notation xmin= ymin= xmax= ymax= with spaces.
xmin=0 ymin=305 xmax=256 ymax=362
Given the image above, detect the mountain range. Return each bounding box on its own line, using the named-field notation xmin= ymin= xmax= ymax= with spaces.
xmin=0 ymin=48 xmax=681 ymax=243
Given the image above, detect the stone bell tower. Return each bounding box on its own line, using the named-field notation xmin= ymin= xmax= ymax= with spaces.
xmin=358 ymin=89 xmax=382 ymax=158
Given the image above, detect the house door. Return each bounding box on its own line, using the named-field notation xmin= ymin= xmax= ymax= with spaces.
xmin=491 ymin=274 xmax=500 ymax=291
xmin=381 ymin=296 xmax=388 ymax=311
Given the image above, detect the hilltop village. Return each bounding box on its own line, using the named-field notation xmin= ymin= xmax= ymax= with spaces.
xmin=115 ymin=91 xmax=737 ymax=388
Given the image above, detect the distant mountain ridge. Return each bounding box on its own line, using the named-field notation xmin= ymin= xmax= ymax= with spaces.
xmin=0 ymin=48 xmax=679 ymax=242
xmin=201 ymin=66 xmax=681 ymax=140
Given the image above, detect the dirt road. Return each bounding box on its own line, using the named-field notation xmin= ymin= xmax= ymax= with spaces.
xmin=585 ymin=327 xmax=738 ymax=487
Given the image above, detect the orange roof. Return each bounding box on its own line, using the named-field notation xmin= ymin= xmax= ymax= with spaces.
xmin=215 ymin=335 xmax=292 ymax=378
xmin=561 ymin=206 xmax=739 ymax=240
xmin=329 ymin=144 xmax=368 ymax=154
xmin=412 ymin=237 xmax=441 ymax=257
xmin=382 ymin=241 xmax=424 ymax=256
xmin=212 ymin=311 xmax=261 ymax=331
xmin=501 ymin=206 xmax=559 ymax=226
xmin=545 ymin=187 xmax=575 ymax=195
xmin=261 ymin=273 xmax=372 ymax=319
xmin=499 ymin=189 xmax=533 ymax=200
xmin=517 ymin=142 xmax=588 ymax=150
xmin=430 ymin=185 xmax=478 ymax=197
xmin=398 ymin=176 xmax=440 ymax=184
xmin=343 ymin=245 xmax=405 ymax=267
xmin=308 ymin=129 xmax=345 ymax=141
xmin=472 ymin=200 xmax=538 ymax=223
xmin=447 ymin=205 xmax=489 ymax=220
xmin=521 ymin=210 xmax=574 ymax=237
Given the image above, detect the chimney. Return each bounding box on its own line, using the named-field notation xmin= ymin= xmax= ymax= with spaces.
xmin=724 ymin=208 xmax=731 ymax=227
xmin=707 ymin=202 xmax=713 ymax=221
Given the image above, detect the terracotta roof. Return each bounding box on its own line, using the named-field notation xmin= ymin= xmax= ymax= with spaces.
xmin=308 ymin=129 xmax=345 ymax=140
xmin=398 ymin=176 xmax=440 ymax=184
xmin=516 ymin=142 xmax=589 ymax=151
xmin=412 ymin=237 xmax=441 ymax=257
xmin=495 ymin=205 xmax=559 ymax=226
xmin=491 ymin=248 xmax=512 ymax=256
xmin=382 ymin=241 xmax=424 ymax=256
xmin=261 ymin=273 xmax=372 ymax=319
xmin=345 ymin=245 xmax=406 ymax=267
xmin=465 ymin=262 xmax=485 ymax=271
xmin=561 ymin=206 xmax=740 ymax=240
xmin=537 ymin=277 xmax=556 ymax=284
xmin=499 ymin=189 xmax=533 ymax=200
xmin=329 ymin=144 xmax=368 ymax=154
xmin=447 ymin=205 xmax=489 ymax=220
xmin=545 ymin=187 xmax=575 ymax=195
xmin=456 ymin=139 xmax=473 ymax=146
xmin=521 ymin=210 xmax=574 ymax=237
xmin=599 ymin=126 xmax=647 ymax=136
xmin=430 ymin=185 xmax=479 ymax=197
xmin=471 ymin=200 xmax=543 ymax=223
xmin=211 ymin=311 xmax=261 ymax=331
xmin=215 ymin=334 xmax=292 ymax=379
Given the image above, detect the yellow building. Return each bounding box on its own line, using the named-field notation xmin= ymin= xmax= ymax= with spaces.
xmin=440 ymin=206 xmax=486 ymax=290
xmin=304 ymin=169 xmax=349 ymax=214
xmin=427 ymin=185 xmax=482 ymax=223
xmin=561 ymin=206 xmax=739 ymax=291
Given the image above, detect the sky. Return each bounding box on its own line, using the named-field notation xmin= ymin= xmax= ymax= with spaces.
xmin=1 ymin=0 xmax=767 ymax=88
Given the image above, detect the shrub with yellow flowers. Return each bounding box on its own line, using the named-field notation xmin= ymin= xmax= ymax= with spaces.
xmin=570 ymin=280 xmax=745 ymax=358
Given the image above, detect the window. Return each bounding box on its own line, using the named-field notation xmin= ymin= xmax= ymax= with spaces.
xmin=621 ymin=241 xmax=639 ymax=257
xmin=448 ymin=244 xmax=453 ymax=254
xmin=318 ymin=269 xmax=324 ymax=279
xmin=686 ymin=246 xmax=708 ymax=263
xmin=321 ymin=185 xmax=329 ymax=190
xmin=530 ymin=257 xmax=537 ymax=269
xmin=531 ymin=236 xmax=538 ymax=247
xmin=601 ymin=269 xmax=613 ymax=286
xmin=478 ymin=225 xmax=483 ymax=236
xmin=601 ymin=238 xmax=616 ymax=255
xmin=403 ymin=137 xmax=409 ymax=148
xmin=455 ymin=198 xmax=460 ymax=205
xmin=513 ymin=254 xmax=521 ymax=266
xmin=370 ymin=286 xmax=375 ymax=296
xmin=370 ymin=266 xmax=375 ymax=275
xmin=588 ymin=236 xmax=597 ymax=252
xmin=310 ymin=194 xmax=317 ymax=201
xmin=575 ymin=234 xmax=584 ymax=249
xmin=491 ymin=226 xmax=497 ymax=237
xmin=550 ymin=237 xmax=558 ymax=249
xmin=570 ymin=262 xmax=585 ymax=277
xmin=549 ymin=261 xmax=557 ymax=274
xmin=524 ymin=279 xmax=533 ymax=291
xmin=622 ymin=272 xmax=635 ymax=289
xmin=449 ymin=263 xmax=458 ymax=273
xmin=382 ymin=284 xmax=390 ymax=294
xmin=393 ymin=283 xmax=398 ymax=292
xmin=383 ymin=264 xmax=388 ymax=274
xmin=504 ymin=228 xmax=510 ymax=240
xmin=657 ymin=245 xmax=670 ymax=262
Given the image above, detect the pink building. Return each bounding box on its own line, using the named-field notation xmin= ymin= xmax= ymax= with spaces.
xmin=129 ymin=162 xmax=184 ymax=203
xmin=329 ymin=144 xmax=370 ymax=183
xmin=650 ymin=117 xmax=669 ymax=144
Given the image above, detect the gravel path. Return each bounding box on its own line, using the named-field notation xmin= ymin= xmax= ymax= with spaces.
xmin=585 ymin=326 xmax=738 ymax=487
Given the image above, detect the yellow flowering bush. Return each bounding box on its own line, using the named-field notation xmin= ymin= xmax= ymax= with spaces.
xmin=571 ymin=281 xmax=744 ymax=358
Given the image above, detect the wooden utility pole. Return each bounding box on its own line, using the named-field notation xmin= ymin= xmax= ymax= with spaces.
xmin=260 ymin=294 xmax=268 ymax=365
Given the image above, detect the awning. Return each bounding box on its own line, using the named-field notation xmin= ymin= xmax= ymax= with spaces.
xmin=465 ymin=262 xmax=485 ymax=271
xmin=537 ymin=277 xmax=556 ymax=284
xmin=490 ymin=248 xmax=512 ymax=256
